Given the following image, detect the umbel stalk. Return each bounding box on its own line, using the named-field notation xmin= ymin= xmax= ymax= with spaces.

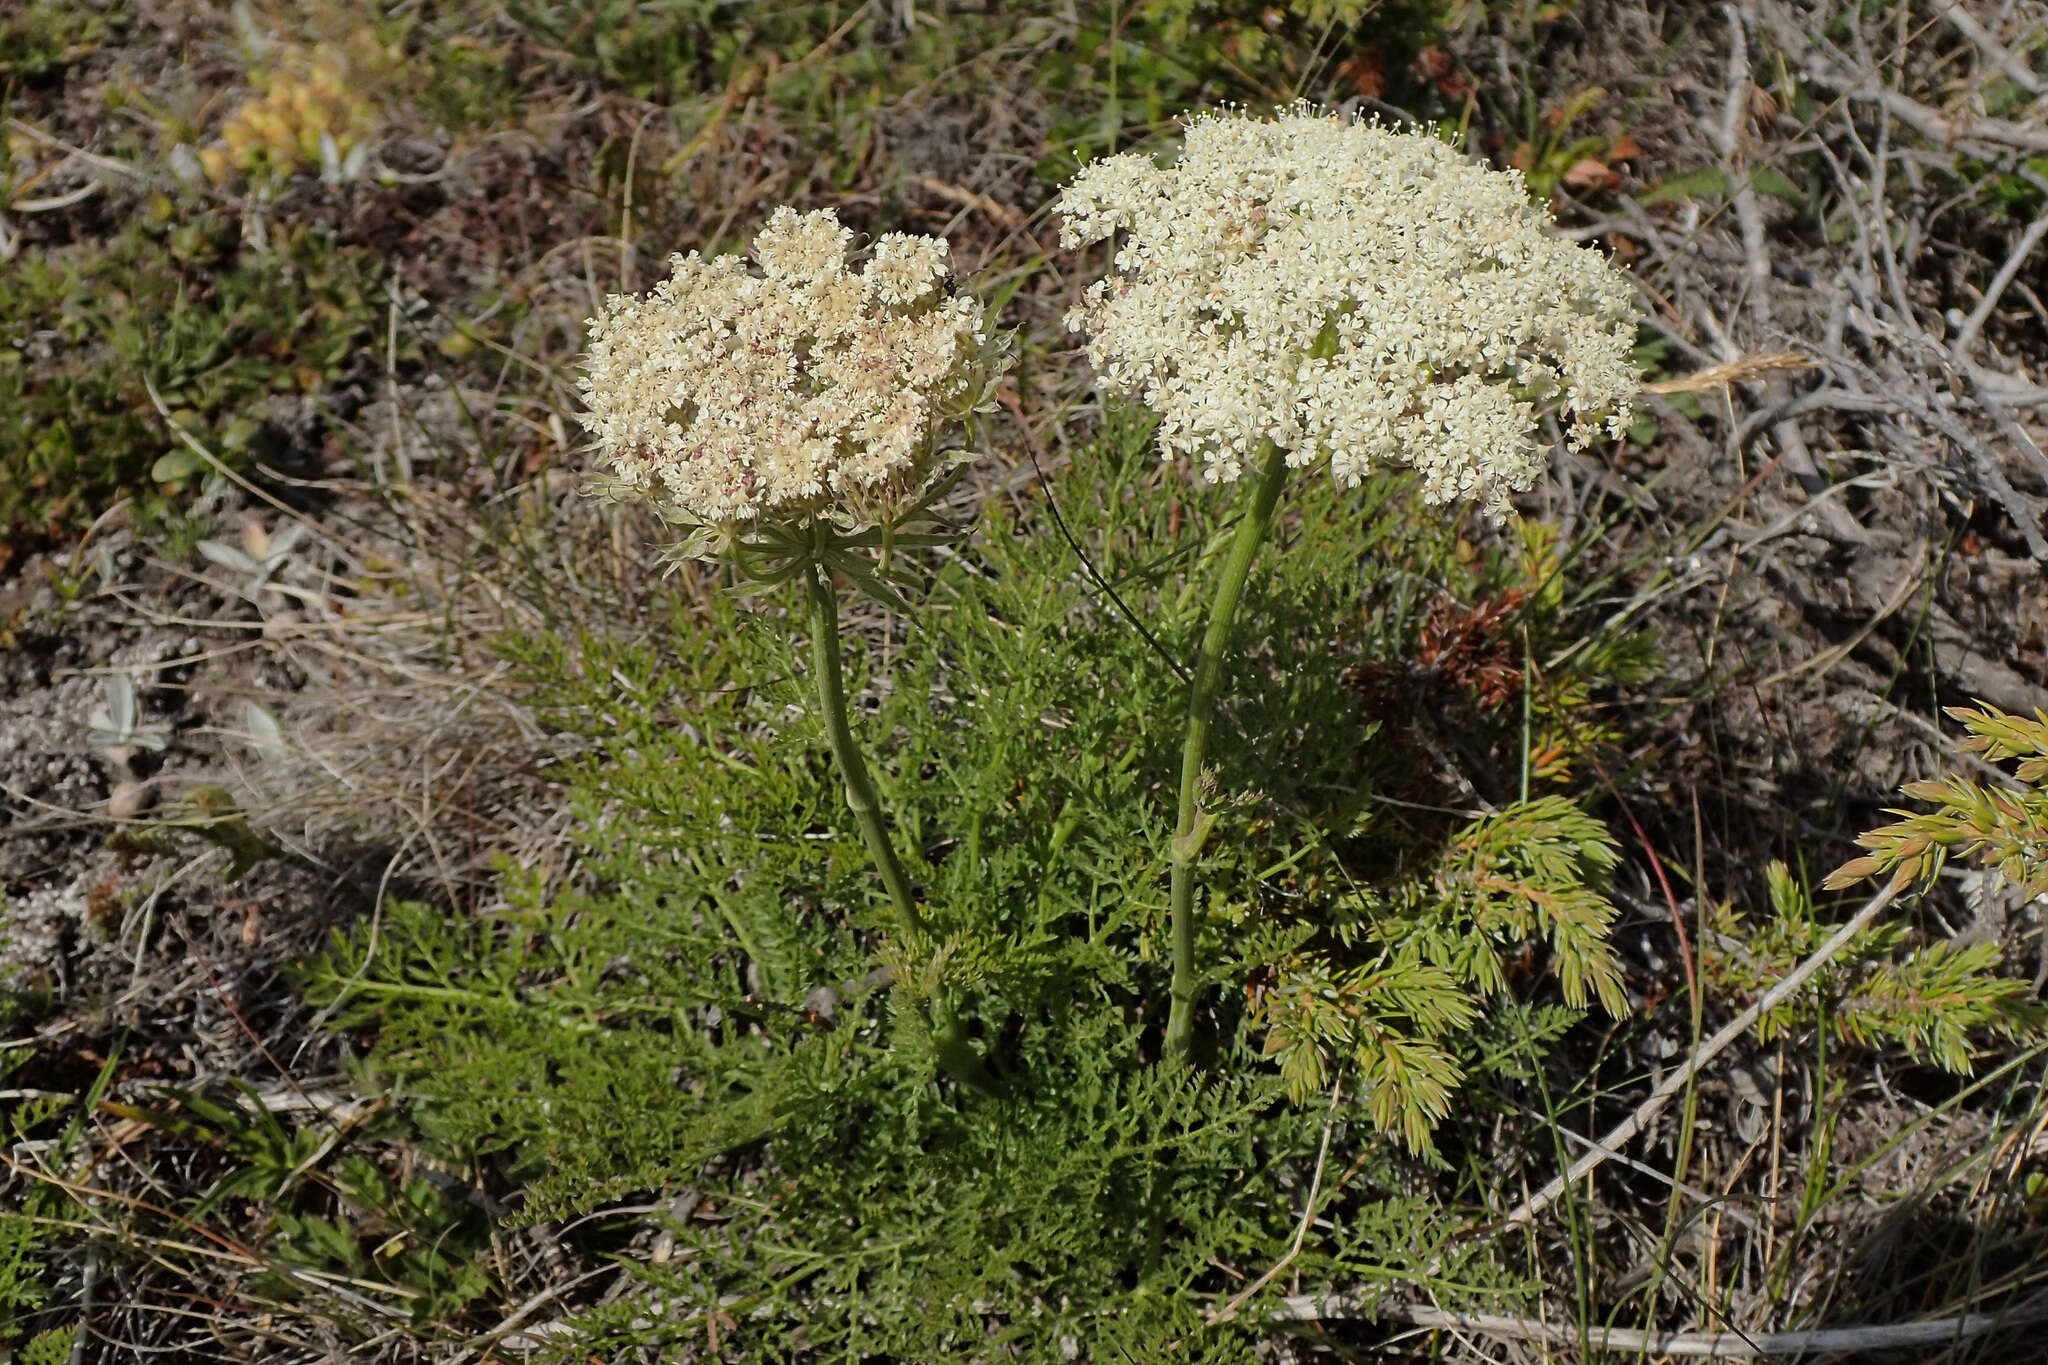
xmin=1163 ymin=440 xmax=1289 ymax=1065
xmin=803 ymin=550 xmax=986 ymax=1085
xmin=806 ymin=557 xmax=929 ymax=943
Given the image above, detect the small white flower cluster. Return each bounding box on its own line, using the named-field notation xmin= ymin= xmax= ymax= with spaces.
xmin=578 ymin=207 xmax=999 ymax=539
xmin=1059 ymin=107 xmax=1639 ymax=520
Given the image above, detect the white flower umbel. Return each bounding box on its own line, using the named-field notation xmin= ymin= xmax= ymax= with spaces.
xmin=1061 ymin=108 xmax=1640 ymax=1068
xmin=577 ymin=207 xmax=1002 ymax=552
xmin=577 ymin=213 xmax=999 ymax=1088
xmin=1060 ymin=105 xmax=1638 ymax=521
xmin=577 ymin=208 xmax=1001 ymax=1088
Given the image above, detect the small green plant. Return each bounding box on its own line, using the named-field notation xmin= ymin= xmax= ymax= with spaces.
xmin=84 ymin=673 xmax=171 ymax=763
xmin=1501 ymin=84 xmax=1645 ymax=205
xmin=194 ymin=521 xmax=308 ymax=610
xmin=265 ymin=1153 xmax=493 ymax=1328
xmin=1828 ymin=702 xmax=2048 ymax=898
xmin=0 ymin=1 xmax=122 ymax=79
xmin=165 ymin=786 xmax=292 ymax=884
xmin=187 ymin=29 xmax=391 ymax=186
xmin=117 ymin=1084 xmax=497 ymax=1329
xmin=1705 ymin=861 xmax=2040 ymax=1073
xmin=1258 ymin=797 xmax=1627 ymax=1138
xmin=301 ymin=416 xmax=1578 ymax=1355
xmin=0 ymin=1049 xmax=118 ymax=1354
xmin=1139 ymin=0 xmax=1443 ymax=77
xmin=1781 ymin=700 xmax=2048 ymax=1069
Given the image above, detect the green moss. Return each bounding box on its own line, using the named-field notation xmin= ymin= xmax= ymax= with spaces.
xmin=0 ymin=205 xmax=382 ymax=562
xmin=0 ymin=0 xmax=125 ymax=79
xmin=414 ymin=33 xmax=522 ymax=132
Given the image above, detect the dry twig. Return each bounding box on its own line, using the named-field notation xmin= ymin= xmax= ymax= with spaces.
xmin=1269 ymin=1294 xmax=2048 ymax=1357
xmin=1501 ymin=871 xmax=1910 ymax=1228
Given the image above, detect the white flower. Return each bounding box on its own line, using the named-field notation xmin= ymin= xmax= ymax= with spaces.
xmin=862 ymin=233 xmax=951 ymax=307
xmin=753 ymin=204 xmax=854 ymax=285
xmin=577 ymin=207 xmax=1003 ymax=541
xmin=1059 ymin=106 xmax=1639 ymax=521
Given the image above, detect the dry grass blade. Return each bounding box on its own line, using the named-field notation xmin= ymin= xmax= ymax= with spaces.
xmin=1641 ymin=352 xmax=1815 ymax=395
xmin=1208 ymin=1081 xmax=1342 ymax=1325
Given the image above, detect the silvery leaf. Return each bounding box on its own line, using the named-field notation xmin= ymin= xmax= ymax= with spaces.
xmin=267 ymin=523 xmax=307 ymax=561
xmin=105 ymin=673 xmax=138 ymax=734
xmin=197 ymin=539 xmax=259 ymax=575
xmin=244 ymin=701 xmax=287 ymax=763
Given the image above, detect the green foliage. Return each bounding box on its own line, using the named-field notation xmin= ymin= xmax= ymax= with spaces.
xmin=1253 ymin=797 xmax=1626 ymax=1146
xmin=413 ymin=32 xmax=521 ymax=132
xmin=0 ymin=203 xmax=381 ymax=556
xmin=1391 ymin=797 xmax=1627 ymax=1016
xmin=1965 ymin=154 xmax=2048 ymax=221
xmin=1138 ymin=0 xmax=1451 ymax=75
xmin=1506 ymin=521 xmax=1659 ymax=781
xmin=143 ymin=1082 xmax=335 ymax=1215
xmin=1772 ymin=703 xmax=2048 ymax=1072
xmin=1499 ymin=82 xmax=1634 ymax=205
xmin=564 ymin=1059 xmax=1337 ymax=1361
xmin=1044 ymin=0 xmax=1537 ymax=179
xmin=17 ymin=1326 xmax=72 ymax=1365
xmin=1828 ymin=703 xmax=2048 ymax=897
xmin=1704 ymin=862 xmax=2041 ymax=1074
xmin=193 ymin=31 xmax=389 ymax=187
xmin=164 ymin=785 xmax=295 ymax=884
xmin=1638 ymin=164 xmax=1734 ymax=207
xmin=262 ymin=1151 xmax=494 ymax=1328
xmin=112 ymin=1082 xmax=498 ymax=1329
xmin=0 ymin=1048 xmax=116 ymax=1349
xmin=0 ymin=0 xmax=122 ymax=78
xmin=300 ymin=411 xmax=1647 ymax=1355
xmin=489 ymin=0 xmax=735 ymax=102
xmin=426 ymin=3 xmax=1254 ymax=203
xmin=1033 ymin=14 xmax=1209 ymax=177
xmin=1145 ymin=0 xmax=1385 ymax=44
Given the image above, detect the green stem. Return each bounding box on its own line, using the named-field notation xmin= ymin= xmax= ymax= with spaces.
xmin=1163 ymin=440 xmax=1289 ymax=1067
xmin=803 ymin=551 xmax=986 ymax=1085
xmin=805 ymin=557 xmax=928 ymax=944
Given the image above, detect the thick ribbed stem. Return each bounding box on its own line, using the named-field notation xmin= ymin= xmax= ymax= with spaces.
xmin=1163 ymin=440 xmax=1289 ymax=1066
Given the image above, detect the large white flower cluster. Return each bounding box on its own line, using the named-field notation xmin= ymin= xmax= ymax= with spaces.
xmin=1059 ymin=107 xmax=1639 ymax=520
xmin=578 ymin=207 xmax=999 ymax=538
